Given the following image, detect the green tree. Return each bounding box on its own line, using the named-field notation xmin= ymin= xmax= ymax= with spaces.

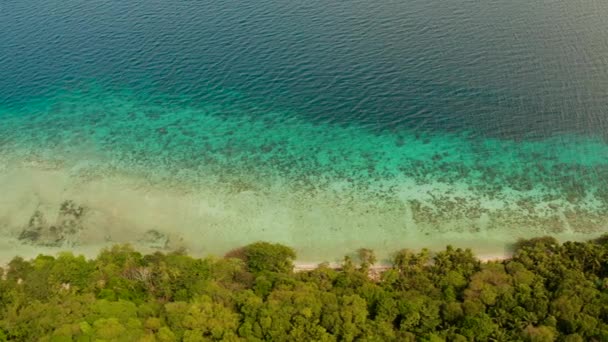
xmin=238 ymin=242 xmax=296 ymax=274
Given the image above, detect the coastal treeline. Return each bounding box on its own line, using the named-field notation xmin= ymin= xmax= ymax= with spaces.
xmin=1 ymin=238 xmax=608 ymax=341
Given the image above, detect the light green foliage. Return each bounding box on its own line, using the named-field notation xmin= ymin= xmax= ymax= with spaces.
xmin=88 ymin=299 xmax=138 ymax=322
xmin=522 ymin=325 xmax=557 ymax=342
xmin=92 ymin=318 xmax=127 ymax=340
xmin=0 ymin=237 xmax=608 ymax=341
xmin=157 ymin=326 xmax=177 ymax=341
xmin=49 ymin=252 xmax=95 ymax=291
xmin=165 ymin=296 xmax=240 ymax=340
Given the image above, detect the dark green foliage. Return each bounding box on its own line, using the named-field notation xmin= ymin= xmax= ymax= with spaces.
xmin=237 ymin=242 xmax=296 ymax=274
xmin=1 ymin=237 xmax=608 ymax=341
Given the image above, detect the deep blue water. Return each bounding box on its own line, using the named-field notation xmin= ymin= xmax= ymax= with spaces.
xmin=1 ymin=0 xmax=607 ymax=256
xmin=3 ymin=0 xmax=608 ymax=138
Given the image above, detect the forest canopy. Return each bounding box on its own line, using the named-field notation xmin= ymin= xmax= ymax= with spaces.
xmin=1 ymin=237 xmax=608 ymax=341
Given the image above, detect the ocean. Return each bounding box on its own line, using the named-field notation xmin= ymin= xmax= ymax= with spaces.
xmin=1 ymin=0 xmax=607 ymax=260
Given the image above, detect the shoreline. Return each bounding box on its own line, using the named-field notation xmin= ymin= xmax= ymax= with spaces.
xmin=292 ymin=251 xmax=511 ymax=272
xmin=0 ymin=236 xmax=513 ymax=270
xmin=295 ymin=252 xmax=511 ymax=268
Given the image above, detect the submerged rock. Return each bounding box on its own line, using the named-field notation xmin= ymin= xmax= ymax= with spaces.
xmin=18 ymin=200 xmax=86 ymax=247
xmin=139 ymin=229 xmax=170 ymax=249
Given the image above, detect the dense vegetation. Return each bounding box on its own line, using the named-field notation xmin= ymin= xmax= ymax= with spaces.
xmin=1 ymin=237 xmax=608 ymax=341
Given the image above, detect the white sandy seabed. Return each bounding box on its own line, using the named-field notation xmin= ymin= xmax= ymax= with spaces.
xmin=0 ymin=156 xmax=605 ymax=265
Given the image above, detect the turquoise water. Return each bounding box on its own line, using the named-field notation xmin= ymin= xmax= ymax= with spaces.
xmin=1 ymin=0 xmax=608 ymax=259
